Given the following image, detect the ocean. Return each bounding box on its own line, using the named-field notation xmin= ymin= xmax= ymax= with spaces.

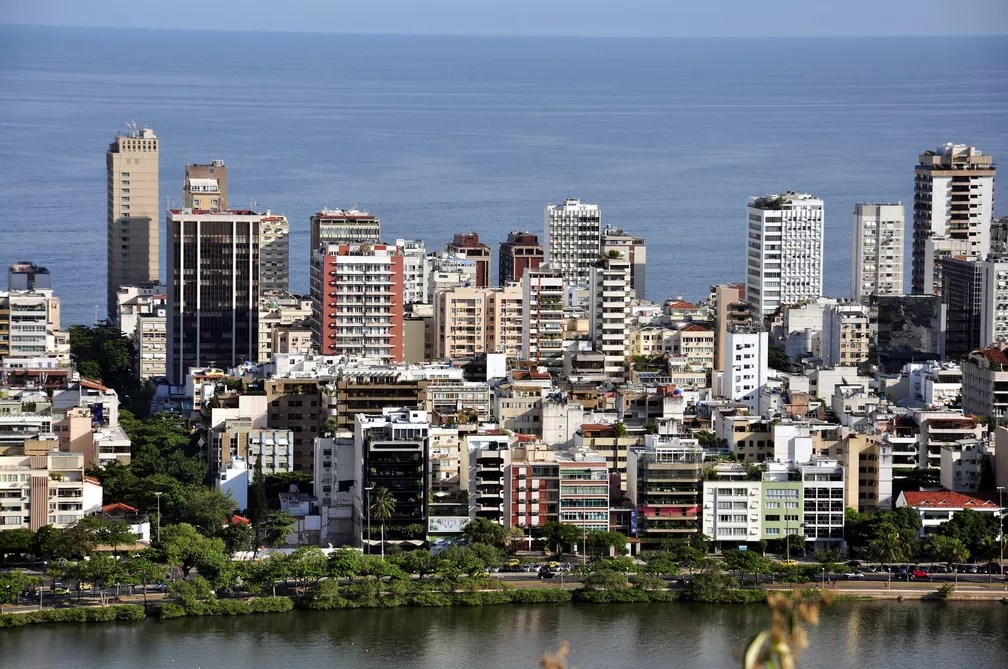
xmin=0 ymin=26 xmax=1006 ymax=326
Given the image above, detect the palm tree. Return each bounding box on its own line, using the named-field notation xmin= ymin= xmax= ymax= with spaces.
xmin=867 ymin=526 xmax=907 ymax=571
xmin=370 ymin=487 xmax=396 ymax=560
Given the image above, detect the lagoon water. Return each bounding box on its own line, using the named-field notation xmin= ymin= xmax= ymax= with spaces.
xmin=2 ymin=601 xmax=1007 ymax=668
xmin=0 ymin=27 xmax=1006 ymax=325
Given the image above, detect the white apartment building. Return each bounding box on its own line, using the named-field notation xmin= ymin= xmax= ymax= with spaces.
xmin=521 ymin=266 xmax=565 ymax=363
xmin=601 ymin=227 xmax=647 ymax=300
xmin=395 ymin=239 xmax=429 ymax=305
xmin=912 ymin=143 xmax=996 ymax=296
xmin=115 ymin=285 xmax=167 ymax=380
xmin=852 ymin=203 xmax=904 ymax=302
xmin=745 ymin=192 xmax=824 ymax=317
xmin=544 ymin=198 xmax=602 ymax=289
xmin=977 ymin=258 xmax=1008 ymax=347
xmin=589 ymin=254 xmax=632 ymax=379
xmin=723 ymin=327 xmax=769 ymax=413
xmin=702 ymin=479 xmax=763 ymax=545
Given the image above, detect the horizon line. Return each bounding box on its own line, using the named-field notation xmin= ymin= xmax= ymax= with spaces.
xmin=2 ymin=22 xmax=1007 ymax=40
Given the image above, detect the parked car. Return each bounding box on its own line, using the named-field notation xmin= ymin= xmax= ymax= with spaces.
xmin=537 ymin=568 xmax=556 ymax=580
xmin=844 ymin=571 xmax=865 ymax=579
xmin=931 ymin=565 xmax=949 ymax=574
xmin=911 ymin=568 xmax=930 ymax=579
xmin=845 ymin=560 xmax=862 ymax=568
xmin=896 ymin=566 xmax=909 ymax=577
xmin=780 ymin=559 xmax=797 ymax=567
xmin=52 ymin=584 xmax=71 ymax=596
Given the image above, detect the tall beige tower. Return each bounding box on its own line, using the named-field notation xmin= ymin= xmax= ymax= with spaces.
xmin=107 ymin=126 xmax=159 ymax=322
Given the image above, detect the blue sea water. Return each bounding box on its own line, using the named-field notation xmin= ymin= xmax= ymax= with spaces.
xmin=0 ymin=26 xmax=1006 ymax=326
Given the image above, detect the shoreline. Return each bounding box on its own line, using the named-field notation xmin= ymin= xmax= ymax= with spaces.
xmin=3 ymin=583 xmax=1006 ymax=630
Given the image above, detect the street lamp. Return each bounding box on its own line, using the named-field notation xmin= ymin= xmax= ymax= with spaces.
xmin=364 ymin=486 xmax=374 ymax=556
xmin=153 ymin=492 xmax=163 ymax=544
xmin=998 ymin=486 xmax=1005 ymax=579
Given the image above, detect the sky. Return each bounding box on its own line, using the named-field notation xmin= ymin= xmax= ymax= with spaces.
xmin=1 ymin=0 xmax=1006 ymax=37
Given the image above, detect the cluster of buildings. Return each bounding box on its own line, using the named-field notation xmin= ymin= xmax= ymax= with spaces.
xmin=0 ymin=131 xmax=1006 ymax=554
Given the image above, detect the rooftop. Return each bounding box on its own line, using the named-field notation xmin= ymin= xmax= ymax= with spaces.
xmin=901 ymin=490 xmax=998 ymax=510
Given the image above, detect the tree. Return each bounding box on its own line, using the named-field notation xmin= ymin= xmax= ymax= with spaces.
xmin=437 ymin=546 xmax=485 ymax=578
xmin=924 ymin=534 xmax=970 ymax=566
xmin=640 ymin=551 xmax=679 ymax=575
xmin=218 ymin=521 xmax=255 ymax=554
xmin=248 ymin=556 xmax=289 ymax=597
xmin=31 ymin=525 xmax=70 ymax=561
xmin=124 ymin=556 xmax=164 ymax=608
xmin=613 ymin=421 xmax=628 ymax=438
xmin=0 ymin=570 xmax=33 ymax=613
xmin=77 ymin=554 xmax=126 ymax=606
xmin=393 ymin=549 xmax=437 ymax=578
xmin=462 ymin=518 xmax=508 ymax=548
xmin=630 ymin=573 xmax=667 ymax=591
xmin=723 ymin=549 xmax=773 ymax=584
xmin=585 ymin=531 xmax=628 ymax=557
xmin=767 ymin=342 xmax=790 ymax=372
xmin=81 ymin=517 xmax=136 ymax=554
xmin=285 ymin=546 xmax=329 ymax=593
xmin=159 ymin=523 xmax=227 ymax=577
xmin=939 ymin=508 xmax=999 ymax=557
xmin=247 ymin=458 xmax=269 ymax=536
xmin=327 ymin=548 xmax=365 ymax=580
xmin=582 ymin=568 xmax=629 ymax=591
xmin=181 ymin=487 xmax=236 ymax=535
xmin=370 ymin=487 xmax=396 ymax=559
xmin=866 ymin=524 xmax=907 ymax=567
xmin=534 ymin=521 xmax=581 ymax=554
xmin=0 ymin=528 xmax=35 ymax=561
xmin=260 ymin=511 xmax=296 ymax=548
xmin=694 ymin=430 xmax=718 ymax=447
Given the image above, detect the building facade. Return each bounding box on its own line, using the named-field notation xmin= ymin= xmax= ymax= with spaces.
xmin=851 ymin=203 xmax=904 ymax=302
xmin=310 ymin=243 xmax=405 ymax=363
xmin=521 ymin=266 xmax=565 ymax=363
xmin=589 ymin=254 xmax=632 ymax=379
xmin=498 ymin=231 xmax=544 ymax=286
xmin=445 ymin=233 xmax=492 ymax=288
xmin=166 ymin=209 xmax=266 ymax=383
xmin=106 ymin=126 xmax=159 ymax=321
xmin=310 ymin=209 xmax=381 ymax=261
xmin=183 ymin=161 xmax=228 ymax=210
xmin=745 ymin=192 xmax=824 ymax=317
xmin=544 ymin=198 xmax=601 ymax=289
xmin=912 ymin=143 xmax=996 ymax=296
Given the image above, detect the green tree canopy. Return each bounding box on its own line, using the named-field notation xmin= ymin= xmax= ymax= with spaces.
xmin=462 ymin=518 xmax=508 ymax=548
xmin=924 ymin=534 xmax=970 ymax=565
xmin=158 ymin=523 xmax=227 ymax=577
xmin=0 ymin=570 xmax=34 ymax=613
xmin=939 ymin=508 xmax=999 ymax=557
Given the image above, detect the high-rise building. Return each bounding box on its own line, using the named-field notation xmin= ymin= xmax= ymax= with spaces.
xmin=498 ymin=231 xmax=544 ymax=286
xmin=851 ymin=203 xmax=904 ymax=302
xmin=544 ymin=198 xmax=601 ymax=288
xmin=745 ymin=192 xmax=824 ymax=317
xmin=912 ymin=143 xmax=996 ymax=296
xmin=106 ymin=126 xmax=159 ymax=321
xmin=711 ymin=282 xmax=749 ymax=373
xmin=260 ymin=213 xmax=290 ymax=293
xmin=590 ymin=253 xmax=632 ymax=379
xmin=521 ymin=266 xmax=565 ymax=363
xmin=433 ymin=284 xmax=524 ymax=361
xmin=821 ymin=302 xmax=870 ymax=368
xmin=601 ymin=227 xmax=647 ymax=300
xmin=943 ymin=256 xmax=1008 ymax=360
xmin=309 ymin=209 xmax=381 ymax=261
xmin=183 ymin=161 xmax=228 ymax=210
xmin=723 ymin=326 xmax=769 ymax=413
xmin=394 ymin=239 xmax=429 ymax=305
xmin=310 ymin=243 xmax=405 ymax=363
xmin=166 ymin=209 xmax=267 ymax=384
xmin=445 ymin=233 xmax=492 ymax=288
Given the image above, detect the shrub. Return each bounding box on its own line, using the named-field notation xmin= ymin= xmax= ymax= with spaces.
xmin=152 ymin=603 xmax=188 ymax=619
xmin=509 ymin=588 xmax=573 ymax=604
xmin=212 ymin=599 xmax=253 ymax=616
xmin=937 ymin=583 xmax=955 ymax=599
xmin=250 ymin=596 xmax=294 ymax=613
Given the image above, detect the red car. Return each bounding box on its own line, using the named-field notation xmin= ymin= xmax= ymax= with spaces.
xmin=911 ymin=568 xmax=930 ymax=579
